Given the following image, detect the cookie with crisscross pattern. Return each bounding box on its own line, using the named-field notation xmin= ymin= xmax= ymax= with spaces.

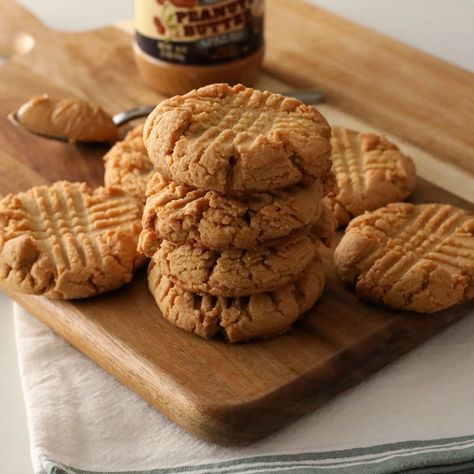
xmin=144 ymin=83 xmax=333 ymax=194
xmin=325 ymin=127 xmax=416 ymax=227
xmin=335 ymin=203 xmax=474 ymax=312
xmin=0 ymin=181 xmax=145 ymax=299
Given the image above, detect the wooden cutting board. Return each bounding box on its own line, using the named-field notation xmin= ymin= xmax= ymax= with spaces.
xmin=1 ymin=0 xmax=473 ymax=445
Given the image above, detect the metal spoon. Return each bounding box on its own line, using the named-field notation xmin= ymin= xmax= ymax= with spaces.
xmin=8 ymin=90 xmax=325 ymax=143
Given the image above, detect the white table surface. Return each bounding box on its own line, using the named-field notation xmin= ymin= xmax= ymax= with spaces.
xmin=1 ymin=1 xmax=473 ymax=472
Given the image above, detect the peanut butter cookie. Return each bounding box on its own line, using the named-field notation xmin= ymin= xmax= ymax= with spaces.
xmin=103 ymin=124 xmax=153 ymax=201
xmin=150 ymin=230 xmax=318 ymax=297
xmin=0 ymin=182 xmax=145 ymax=299
xmin=148 ymin=256 xmax=326 ymax=342
xmin=139 ymin=171 xmax=326 ymax=252
xmin=325 ymin=128 xmax=416 ymax=228
xmin=334 ymin=203 xmax=474 ymax=313
xmin=144 ymin=83 xmax=333 ymax=193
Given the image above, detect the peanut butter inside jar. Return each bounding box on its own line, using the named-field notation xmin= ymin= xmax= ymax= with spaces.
xmin=133 ymin=0 xmax=264 ymax=96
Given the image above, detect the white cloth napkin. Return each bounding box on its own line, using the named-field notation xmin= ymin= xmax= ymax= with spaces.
xmin=15 ymin=303 xmax=474 ymax=474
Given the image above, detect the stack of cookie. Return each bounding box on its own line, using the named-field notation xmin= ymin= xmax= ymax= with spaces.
xmin=138 ymin=84 xmax=335 ymax=342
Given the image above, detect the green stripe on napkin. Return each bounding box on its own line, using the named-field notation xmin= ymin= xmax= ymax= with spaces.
xmin=38 ymin=434 xmax=474 ymax=474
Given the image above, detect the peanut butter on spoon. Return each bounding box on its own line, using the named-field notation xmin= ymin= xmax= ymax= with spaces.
xmin=14 ymin=94 xmax=118 ymax=143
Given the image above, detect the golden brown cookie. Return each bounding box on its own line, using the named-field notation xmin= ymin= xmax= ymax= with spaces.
xmin=148 ymin=256 xmax=326 ymax=342
xmin=15 ymin=94 xmax=118 ymax=142
xmin=325 ymin=127 xmax=416 ymax=228
xmin=150 ymin=230 xmax=319 ymax=297
xmin=103 ymin=124 xmax=154 ymax=201
xmin=334 ymin=203 xmax=474 ymax=313
xmin=0 ymin=182 xmax=145 ymax=299
xmin=144 ymin=83 xmax=333 ymax=194
xmin=139 ymin=171 xmax=326 ymax=252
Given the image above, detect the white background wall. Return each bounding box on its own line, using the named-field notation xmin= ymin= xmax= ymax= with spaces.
xmin=2 ymin=1 xmax=473 ymax=472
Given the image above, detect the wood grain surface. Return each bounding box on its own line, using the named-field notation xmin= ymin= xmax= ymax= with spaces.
xmin=266 ymin=0 xmax=474 ymax=175
xmin=0 ymin=0 xmax=473 ymax=444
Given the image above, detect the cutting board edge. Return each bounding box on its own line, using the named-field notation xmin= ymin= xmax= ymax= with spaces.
xmin=6 ymin=282 xmax=471 ymax=445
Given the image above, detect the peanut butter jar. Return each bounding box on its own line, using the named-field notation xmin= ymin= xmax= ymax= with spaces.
xmin=134 ymin=0 xmax=264 ymax=96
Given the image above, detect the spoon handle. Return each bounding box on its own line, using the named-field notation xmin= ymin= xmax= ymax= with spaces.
xmin=288 ymin=90 xmax=325 ymax=104
xmin=112 ymin=90 xmax=325 ymax=127
xmin=112 ymin=105 xmax=155 ymax=126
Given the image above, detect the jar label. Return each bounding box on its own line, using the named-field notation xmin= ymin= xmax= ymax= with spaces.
xmin=135 ymin=0 xmax=264 ymax=65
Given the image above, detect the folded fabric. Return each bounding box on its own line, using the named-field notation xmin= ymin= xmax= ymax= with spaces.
xmin=15 ymin=304 xmax=474 ymax=474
